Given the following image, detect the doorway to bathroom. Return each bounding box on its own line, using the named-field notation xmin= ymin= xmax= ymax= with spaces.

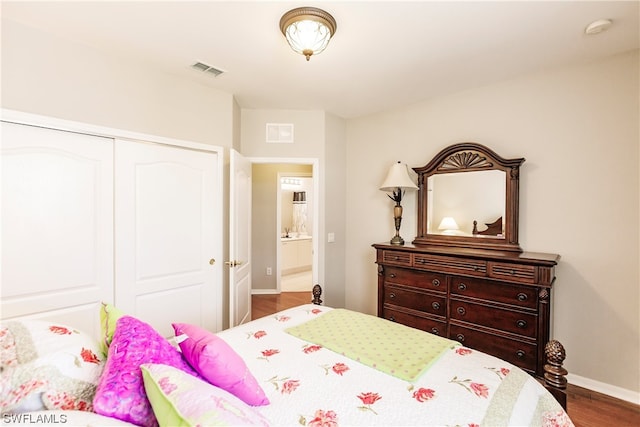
xmin=278 ymin=173 xmax=313 ymax=292
xmin=250 ymin=159 xmax=318 ymax=297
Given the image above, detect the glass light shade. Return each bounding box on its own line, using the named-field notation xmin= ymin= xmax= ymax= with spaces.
xmin=379 ymin=162 xmax=419 ymax=191
xmin=284 ymin=20 xmax=332 ymax=58
xmin=280 ymin=7 xmax=337 ymax=61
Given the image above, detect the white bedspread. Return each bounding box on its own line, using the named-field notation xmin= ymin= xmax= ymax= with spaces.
xmin=217 ymin=304 xmax=573 ymax=427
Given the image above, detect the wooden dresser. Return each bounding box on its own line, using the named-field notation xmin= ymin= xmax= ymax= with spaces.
xmin=373 ymin=242 xmax=560 ymax=378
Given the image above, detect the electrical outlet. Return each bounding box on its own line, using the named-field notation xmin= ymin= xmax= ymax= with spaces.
xmin=327 ymin=232 xmax=335 ymax=243
xmin=266 ymin=267 xmax=272 ymax=276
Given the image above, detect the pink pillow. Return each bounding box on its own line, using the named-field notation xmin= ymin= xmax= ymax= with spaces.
xmin=93 ymin=316 xmax=199 ymax=427
xmin=172 ymin=323 xmax=269 ymax=406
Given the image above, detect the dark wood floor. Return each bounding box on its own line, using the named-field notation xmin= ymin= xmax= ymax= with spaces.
xmin=252 ymin=292 xmax=640 ymax=427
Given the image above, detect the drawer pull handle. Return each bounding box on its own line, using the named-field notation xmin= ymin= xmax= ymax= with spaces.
xmin=432 ymin=279 xmax=440 ymax=287
xmin=389 ymin=273 xmax=396 ymax=278
xmin=417 ymin=258 xmax=425 ymax=264
xmin=432 ymin=302 xmax=441 ymax=310
xmin=456 ymin=334 xmax=465 ymax=342
xmin=389 ymin=316 xmax=396 ymax=322
xmin=515 ymin=350 xmax=526 ymax=359
xmin=473 ymin=266 xmax=479 ymax=271
xmin=517 ymin=293 xmax=528 ymax=301
xmin=394 ymin=256 xmax=399 ymax=261
xmin=457 ymin=307 xmax=466 ymax=315
xmin=516 ymin=320 xmax=527 ymax=329
xmin=458 ymin=283 xmax=467 ymax=291
xmin=389 ymin=292 xmax=396 ymax=299
xmin=511 ymin=269 xmax=516 ymax=275
xmin=431 ymin=327 xmax=439 ymax=335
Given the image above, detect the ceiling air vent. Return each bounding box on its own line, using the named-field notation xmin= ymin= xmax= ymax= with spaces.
xmin=191 ymin=62 xmax=224 ymax=77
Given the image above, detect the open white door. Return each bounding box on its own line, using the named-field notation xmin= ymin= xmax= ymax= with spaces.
xmin=229 ymin=150 xmax=252 ymax=327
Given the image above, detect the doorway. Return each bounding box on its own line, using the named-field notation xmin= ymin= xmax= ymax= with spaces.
xmin=278 ymin=173 xmax=313 ymax=292
xmin=250 ymin=158 xmax=319 ymax=297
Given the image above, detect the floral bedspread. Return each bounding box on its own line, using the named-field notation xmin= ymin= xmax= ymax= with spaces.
xmin=216 ymin=304 xmax=573 ymax=427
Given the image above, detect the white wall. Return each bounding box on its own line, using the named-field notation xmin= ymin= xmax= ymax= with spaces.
xmin=324 ymin=113 xmax=347 ymax=307
xmin=241 ymin=109 xmax=347 ymax=308
xmin=1 ymin=20 xmax=234 ymax=146
xmin=345 ymin=50 xmax=639 ymax=400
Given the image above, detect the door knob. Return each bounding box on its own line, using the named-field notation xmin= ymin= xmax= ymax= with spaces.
xmin=209 ymin=258 xmax=216 ymax=265
xmin=225 ymin=260 xmax=243 ymax=267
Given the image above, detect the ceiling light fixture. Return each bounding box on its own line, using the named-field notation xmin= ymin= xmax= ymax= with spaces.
xmin=280 ymin=7 xmax=337 ymax=61
xmin=585 ymin=19 xmax=613 ymax=35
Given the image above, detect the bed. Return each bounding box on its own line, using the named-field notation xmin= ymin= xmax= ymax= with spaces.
xmin=1 ymin=290 xmax=572 ymax=427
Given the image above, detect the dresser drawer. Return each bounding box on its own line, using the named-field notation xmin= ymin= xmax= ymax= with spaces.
xmin=450 ymin=300 xmax=537 ymax=338
xmin=384 ymin=267 xmax=446 ymax=292
xmin=449 ymin=324 xmax=537 ymax=372
xmin=384 ymin=284 xmax=446 ymax=317
xmin=488 ymin=262 xmax=537 ymax=284
xmin=382 ymin=306 xmax=446 ymax=336
xmin=413 ymin=253 xmax=486 ymax=277
xmin=381 ymin=250 xmax=411 ymax=266
xmin=450 ymin=276 xmax=538 ymax=310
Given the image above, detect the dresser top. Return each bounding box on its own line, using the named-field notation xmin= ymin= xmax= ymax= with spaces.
xmin=372 ymin=242 xmax=560 ymax=266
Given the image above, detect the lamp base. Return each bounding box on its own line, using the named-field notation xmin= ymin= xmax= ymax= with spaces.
xmin=390 ymin=235 xmax=405 ymax=245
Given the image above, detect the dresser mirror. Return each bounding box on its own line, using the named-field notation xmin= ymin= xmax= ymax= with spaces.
xmin=413 ymin=142 xmax=524 ymax=252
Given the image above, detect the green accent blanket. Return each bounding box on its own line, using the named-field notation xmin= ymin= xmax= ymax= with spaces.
xmin=285 ymin=309 xmax=459 ymax=382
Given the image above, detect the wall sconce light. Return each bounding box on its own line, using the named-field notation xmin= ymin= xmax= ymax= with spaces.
xmin=379 ymin=161 xmax=418 ymax=245
xmin=280 ymin=7 xmax=337 ymax=61
xmin=438 ymin=217 xmax=459 ymax=235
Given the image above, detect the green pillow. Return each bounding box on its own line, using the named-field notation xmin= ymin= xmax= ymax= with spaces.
xmin=99 ymin=302 xmax=125 ymax=357
xmin=141 ymin=363 xmax=270 ymax=427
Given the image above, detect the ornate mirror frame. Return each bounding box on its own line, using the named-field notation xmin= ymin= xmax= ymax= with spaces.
xmin=413 ymin=142 xmax=525 ymax=253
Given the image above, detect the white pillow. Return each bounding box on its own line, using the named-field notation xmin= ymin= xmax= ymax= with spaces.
xmin=0 ymin=320 xmax=105 ymax=412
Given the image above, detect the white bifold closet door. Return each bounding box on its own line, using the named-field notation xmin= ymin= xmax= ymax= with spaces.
xmin=1 ymin=122 xmax=114 ymax=332
xmin=114 ymin=140 xmax=220 ymax=337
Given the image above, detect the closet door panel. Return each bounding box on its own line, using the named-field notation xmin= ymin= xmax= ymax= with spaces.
xmin=115 ymin=140 xmax=220 ymax=336
xmin=1 ymin=121 xmax=114 ymax=328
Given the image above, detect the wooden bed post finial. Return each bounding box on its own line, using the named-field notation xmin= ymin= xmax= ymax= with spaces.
xmin=312 ymin=284 xmax=323 ymax=305
xmin=544 ymin=339 xmax=568 ymax=409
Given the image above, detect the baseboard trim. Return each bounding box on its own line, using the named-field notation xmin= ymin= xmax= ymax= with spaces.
xmin=568 ymin=373 xmax=639 ymax=405
xmin=251 ymin=289 xmax=280 ymax=295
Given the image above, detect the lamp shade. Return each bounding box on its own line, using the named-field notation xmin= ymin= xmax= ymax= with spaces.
xmin=280 ymin=7 xmax=337 ymax=61
xmin=438 ymin=217 xmax=459 ymax=231
xmin=379 ymin=161 xmax=418 ymax=191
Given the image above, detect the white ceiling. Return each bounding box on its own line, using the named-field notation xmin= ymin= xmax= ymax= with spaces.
xmin=3 ymin=1 xmax=639 ymax=119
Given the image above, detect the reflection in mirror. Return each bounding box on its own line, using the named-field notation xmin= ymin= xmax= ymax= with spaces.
xmin=427 ymin=170 xmax=505 ymax=238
